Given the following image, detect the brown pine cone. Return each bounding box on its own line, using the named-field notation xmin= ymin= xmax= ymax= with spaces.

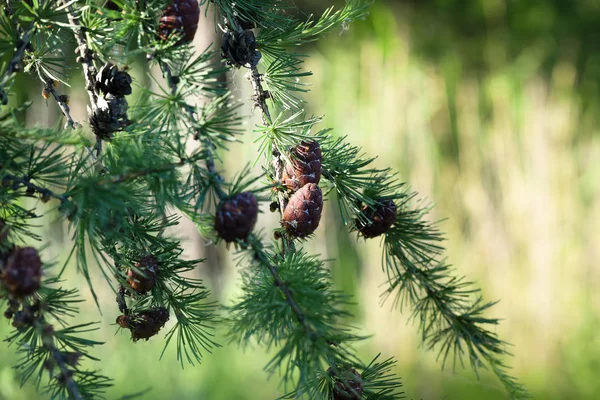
xmin=159 ymin=0 xmax=200 ymax=44
xmin=282 ymin=141 xmax=322 ymax=192
xmin=329 ymin=367 xmax=363 ymax=400
xmin=282 ymin=183 xmax=323 ymax=237
xmin=214 ymin=192 xmax=259 ymax=242
xmin=116 ymin=307 xmax=169 ymax=342
xmin=1 ymin=247 xmax=42 ymax=297
xmin=356 ymin=199 xmax=397 ymax=238
xmin=126 ymin=255 xmax=158 ymax=294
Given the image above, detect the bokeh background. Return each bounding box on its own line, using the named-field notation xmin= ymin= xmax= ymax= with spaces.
xmin=2 ymin=0 xmax=600 ymax=399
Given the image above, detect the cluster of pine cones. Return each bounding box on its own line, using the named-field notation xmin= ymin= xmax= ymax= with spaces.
xmin=89 ymin=63 xmax=132 ymax=140
xmin=116 ymin=254 xmax=171 ymax=341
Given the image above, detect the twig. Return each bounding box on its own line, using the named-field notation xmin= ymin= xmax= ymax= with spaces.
xmin=6 ymin=22 xmax=35 ymax=76
xmin=250 ymin=239 xmax=317 ymax=339
xmin=1 ymin=173 xmax=68 ymax=203
xmin=158 ymin=60 xmax=221 ymax=177
xmin=246 ymin=65 xmax=294 ymax=252
xmin=31 ymin=309 xmax=84 ymax=400
xmin=61 ymin=1 xmax=98 ymax=108
xmin=0 ymin=21 xmax=35 ymax=103
xmin=44 ymin=80 xmax=77 ymax=129
xmin=96 ymin=158 xmax=191 ymax=186
xmin=61 ymin=0 xmax=102 ymax=157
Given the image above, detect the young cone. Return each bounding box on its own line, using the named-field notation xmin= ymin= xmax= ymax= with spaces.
xmin=356 ymin=199 xmax=397 ymax=238
xmin=214 ymin=192 xmax=259 ymax=242
xmin=282 ymin=141 xmax=322 ymax=192
xmin=282 ymin=183 xmax=323 ymax=237
xmin=126 ymin=255 xmax=158 ymax=294
xmin=116 ymin=307 xmax=170 ymax=342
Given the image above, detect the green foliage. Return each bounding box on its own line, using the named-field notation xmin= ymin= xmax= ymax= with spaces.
xmin=0 ymin=0 xmax=528 ymax=399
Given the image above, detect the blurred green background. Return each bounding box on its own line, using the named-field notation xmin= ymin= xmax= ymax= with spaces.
xmin=2 ymin=0 xmax=600 ymax=399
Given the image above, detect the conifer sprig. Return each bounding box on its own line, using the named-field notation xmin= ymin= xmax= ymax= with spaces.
xmin=1 ymin=257 xmax=111 ymax=400
xmin=0 ymin=0 xmax=529 ymax=398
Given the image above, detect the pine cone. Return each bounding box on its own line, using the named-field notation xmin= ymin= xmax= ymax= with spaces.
xmin=214 ymin=192 xmax=259 ymax=242
xmin=95 ymin=63 xmax=132 ymax=96
xmin=221 ymin=30 xmax=260 ymax=67
xmin=116 ymin=307 xmax=169 ymax=342
xmin=329 ymin=367 xmax=363 ymax=400
xmin=159 ymin=0 xmax=200 ymax=44
xmin=282 ymin=183 xmax=323 ymax=237
xmin=89 ymin=96 xmax=129 ymax=140
xmin=1 ymin=247 xmax=42 ymax=297
xmin=356 ymin=199 xmax=397 ymax=238
xmin=282 ymin=141 xmax=322 ymax=191
xmin=127 ymin=255 xmax=158 ymax=294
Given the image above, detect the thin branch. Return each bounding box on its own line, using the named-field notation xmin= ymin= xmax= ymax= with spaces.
xmin=96 ymin=158 xmax=193 ymax=186
xmin=250 ymin=239 xmax=317 ymax=339
xmin=158 ymin=61 xmax=220 ymax=177
xmin=0 ymin=21 xmax=35 ymax=103
xmin=44 ymin=80 xmax=77 ymax=129
xmin=1 ymin=173 xmax=68 ymax=203
xmin=61 ymin=1 xmax=97 ymax=108
xmin=47 ymin=344 xmax=84 ymax=400
xmin=6 ymin=22 xmax=35 ymax=77
xmin=60 ymin=0 xmax=102 ymax=157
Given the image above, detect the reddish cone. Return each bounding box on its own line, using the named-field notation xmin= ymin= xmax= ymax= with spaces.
xmin=214 ymin=192 xmax=259 ymax=242
xmin=282 ymin=141 xmax=322 ymax=192
xmin=159 ymin=0 xmax=200 ymax=44
xmin=127 ymin=255 xmax=158 ymax=294
xmin=117 ymin=307 xmax=169 ymax=342
xmin=356 ymin=199 xmax=397 ymax=238
xmin=282 ymin=183 xmax=323 ymax=237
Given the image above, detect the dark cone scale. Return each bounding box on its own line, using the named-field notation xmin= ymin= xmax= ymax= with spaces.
xmin=116 ymin=307 xmax=169 ymax=342
xmin=329 ymin=367 xmax=363 ymax=400
xmin=282 ymin=183 xmax=323 ymax=237
xmin=282 ymin=141 xmax=322 ymax=192
xmin=159 ymin=0 xmax=200 ymax=44
xmin=89 ymin=96 xmax=129 ymax=140
xmin=221 ymin=30 xmax=260 ymax=67
xmin=356 ymin=199 xmax=397 ymax=238
xmin=214 ymin=192 xmax=259 ymax=242
xmin=95 ymin=63 xmax=132 ymax=96
xmin=1 ymin=247 xmax=42 ymax=297
xmin=127 ymin=255 xmax=158 ymax=294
